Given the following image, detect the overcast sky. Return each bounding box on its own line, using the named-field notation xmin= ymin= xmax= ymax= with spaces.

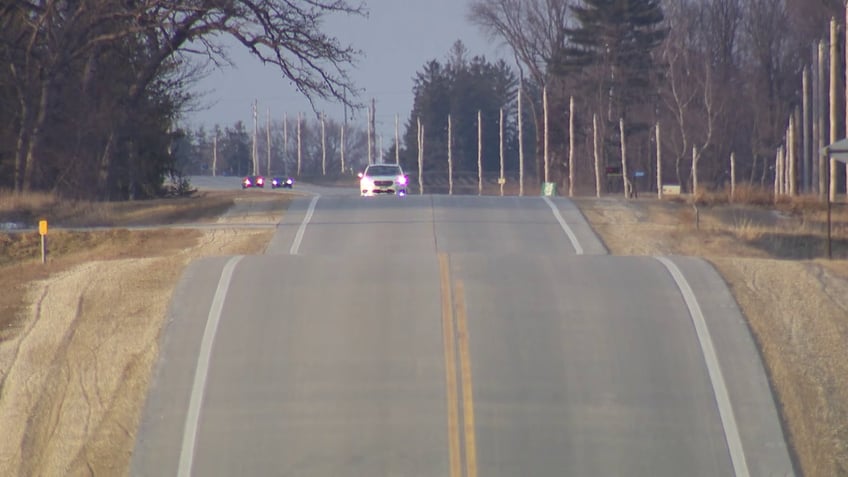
xmin=184 ymin=0 xmax=508 ymax=139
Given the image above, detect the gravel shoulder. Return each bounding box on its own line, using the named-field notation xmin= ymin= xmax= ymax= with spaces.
xmin=0 ymin=193 xmax=845 ymax=476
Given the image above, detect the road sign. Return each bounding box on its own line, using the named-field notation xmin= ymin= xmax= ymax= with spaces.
xmin=634 ymin=171 xmax=646 ymax=178
xmin=38 ymin=220 xmax=48 ymax=236
xmin=498 ymin=177 xmax=506 ymax=185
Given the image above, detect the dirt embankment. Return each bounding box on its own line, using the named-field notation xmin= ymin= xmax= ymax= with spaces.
xmin=0 ymin=193 xmax=283 ymax=476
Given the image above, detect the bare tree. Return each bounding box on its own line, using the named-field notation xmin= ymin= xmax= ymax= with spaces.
xmin=1 ymin=0 xmax=365 ymax=196
xmin=468 ymin=0 xmax=574 ymax=181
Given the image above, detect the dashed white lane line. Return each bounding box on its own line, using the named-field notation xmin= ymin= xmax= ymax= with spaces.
xmin=178 ymin=255 xmax=244 ymax=477
xmin=290 ymin=195 xmax=320 ymax=255
xmin=543 ymin=196 xmax=584 ymax=255
xmin=655 ymin=256 xmax=750 ymax=477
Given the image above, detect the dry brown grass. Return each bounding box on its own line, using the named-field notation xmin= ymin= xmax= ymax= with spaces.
xmin=0 ymin=191 xmax=284 ymax=342
xmin=576 ymin=190 xmax=848 ymax=477
xmin=0 ymin=189 xmax=239 ymax=228
xmin=0 ymin=191 xmax=288 ymax=475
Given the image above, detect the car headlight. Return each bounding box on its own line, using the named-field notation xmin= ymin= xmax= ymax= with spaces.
xmin=361 ymin=178 xmax=373 ymax=188
xmin=397 ymin=175 xmax=407 ymax=185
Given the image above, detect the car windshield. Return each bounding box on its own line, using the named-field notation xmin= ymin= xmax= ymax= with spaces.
xmin=366 ymin=165 xmax=401 ymax=176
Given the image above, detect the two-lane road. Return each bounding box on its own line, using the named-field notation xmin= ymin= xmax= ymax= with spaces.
xmin=132 ymin=192 xmax=794 ymax=476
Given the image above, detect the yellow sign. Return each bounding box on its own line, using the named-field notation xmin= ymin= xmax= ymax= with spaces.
xmin=38 ymin=220 xmax=48 ymax=236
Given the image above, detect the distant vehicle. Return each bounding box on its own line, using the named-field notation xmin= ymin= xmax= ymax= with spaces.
xmin=271 ymin=176 xmax=294 ymax=189
xmin=358 ymin=164 xmax=408 ymax=196
xmin=242 ymin=175 xmax=265 ymax=189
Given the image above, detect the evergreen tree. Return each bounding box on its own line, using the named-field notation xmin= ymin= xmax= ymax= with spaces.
xmin=401 ymin=41 xmax=520 ymax=183
xmin=558 ymin=0 xmax=667 ymax=122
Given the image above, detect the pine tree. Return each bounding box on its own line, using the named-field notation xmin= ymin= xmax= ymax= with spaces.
xmin=558 ymin=0 xmax=668 ymax=122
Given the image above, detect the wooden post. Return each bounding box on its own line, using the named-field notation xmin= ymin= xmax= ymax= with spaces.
xmin=774 ymin=147 xmax=781 ymax=201
xmin=283 ymin=113 xmax=288 ymax=175
xmin=789 ymin=114 xmax=797 ymax=196
xmin=730 ymin=152 xmax=737 ymax=202
xmin=593 ymin=114 xmax=601 ymax=198
xmin=780 ymin=144 xmax=786 ymax=196
xmin=340 ymin=125 xmax=346 ymax=173
xmin=656 ymin=123 xmax=662 ymax=199
xmin=252 ymin=100 xmax=258 ymax=176
xmin=802 ymin=68 xmax=810 ymax=193
xmin=499 ymin=108 xmax=505 ymax=196
xmin=266 ymin=108 xmax=271 ymax=176
xmin=478 ymin=110 xmax=483 ymax=196
xmin=692 ymin=146 xmax=699 ymax=197
xmin=321 ymin=113 xmax=326 ymax=175
xmin=518 ymin=87 xmax=525 ymax=196
xmin=569 ymin=96 xmax=575 ymax=197
xmin=543 ymin=86 xmax=550 ymax=183
xmin=818 ymin=41 xmax=826 ymax=198
xmin=212 ymin=134 xmax=218 ymax=177
xmin=448 ymin=115 xmax=453 ymax=195
xmin=395 ymin=114 xmax=400 ymax=165
xmin=830 ymin=17 xmax=838 ymax=202
xmin=417 ymin=117 xmax=424 ymax=195
xmin=367 ymin=105 xmax=373 ymax=166
xmin=297 ymin=113 xmax=302 ymax=176
xmin=620 ymin=118 xmax=630 ymax=198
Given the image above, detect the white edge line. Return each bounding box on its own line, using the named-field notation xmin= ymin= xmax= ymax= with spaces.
xmin=177 ymin=255 xmax=244 ymax=477
xmin=542 ymin=196 xmax=584 ymax=255
xmin=290 ymin=195 xmax=320 ymax=255
xmin=655 ymin=256 xmax=750 ymax=477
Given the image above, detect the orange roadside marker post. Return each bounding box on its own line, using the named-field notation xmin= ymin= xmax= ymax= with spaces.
xmin=38 ymin=219 xmax=48 ymax=264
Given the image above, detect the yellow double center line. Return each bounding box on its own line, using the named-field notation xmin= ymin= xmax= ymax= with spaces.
xmin=439 ymin=253 xmax=478 ymax=477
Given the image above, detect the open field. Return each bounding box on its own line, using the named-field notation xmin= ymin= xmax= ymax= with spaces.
xmin=0 ymin=187 xmax=846 ymax=476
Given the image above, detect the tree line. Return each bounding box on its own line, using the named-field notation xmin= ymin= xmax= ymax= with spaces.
xmin=5 ymin=0 xmax=847 ymax=199
xmin=451 ymin=0 xmax=848 ymax=196
xmin=0 ymin=0 xmax=363 ymax=199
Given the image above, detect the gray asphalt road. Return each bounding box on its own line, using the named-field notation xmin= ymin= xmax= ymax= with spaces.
xmin=132 ymin=192 xmax=794 ymax=476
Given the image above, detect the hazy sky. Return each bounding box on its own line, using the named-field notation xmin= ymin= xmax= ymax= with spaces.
xmin=185 ymin=0 xmax=508 ymax=139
